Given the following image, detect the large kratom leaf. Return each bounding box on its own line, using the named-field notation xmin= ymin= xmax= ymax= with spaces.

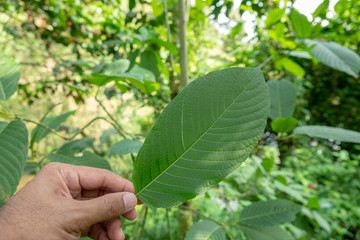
xmin=0 ymin=121 xmax=28 ymax=206
xmin=48 ymin=150 xmax=111 ymax=170
xmin=0 ymin=55 xmax=20 ymax=101
xmin=109 ymin=139 xmax=143 ymax=156
xmin=239 ymin=225 xmax=293 ymax=240
xmin=185 ymin=220 xmax=226 ymax=240
xmin=31 ymin=111 xmax=75 ymax=143
xmin=239 ymin=199 xmax=301 ymax=227
xmin=305 ymin=39 xmax=360 ymax=78
xmin=294 ymin=125 xmax=360 ymax=144
xmin=267 ymin=79 xmax=297 ymax=120
xmin=133 ymin=68 xmax=269 ymax=208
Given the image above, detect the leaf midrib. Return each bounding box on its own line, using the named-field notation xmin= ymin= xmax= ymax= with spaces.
xmin=239 ymin=207 xmax=294 ymax=223
xmin=137 ymin=75 xmax=256 ymax=196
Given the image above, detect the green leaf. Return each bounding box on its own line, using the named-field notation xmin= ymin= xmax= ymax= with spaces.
xmin=0 ymin=55 xmax=20 ymax=101
xmin=312 ymin=211 xmax=331 ymax=233
xmin=151 ymin=0 xmax=163 ymax=17
xmin=185 ymin=220 xmax=226 ymax=240
xmin=103 ymin=59 xmax=130 ymax=75
xmin=0 ymin=121 xmax=8 ymax=134
xmin=89 ymin=65 xmax=160 ymax=94
xmin=334 ymin=0 xmax=351 ymax=15
xmin=267 ymin=79 xmax=297 ymax=120
xmin=109 ymin=139 xmax=143 ymax=156
xmin=293 ymin=125 xmax=360 ymax=144
xmin=129 ymin=65 xmax=160 ymax=93
xmin=58 ymin=137 xmax=96 ymax=153
xmin=31 ymin=111 xmax=75 ymax=143
xmin=147 ymin=38 xmax=178 ymax=55
xmin=290 ymin=11 xmax=312 ymax=38
xmin=275 ymin=58 xmax=305 ymax=77
xmin=133 ymin=67 xmax=270 ymax=208
xmin=0 ymin=121 xmax=28 ymax=206
xmin=239 ymin=225 xmax=294 ymax=240
xmin=286 ymin=51 xmax=311 ymax=59
xmin=304 ymin=39 xmax=360 ymax=78
xmin=239 ymin=199 xmax=301 ymax=227
xmin=265 ymin=8 xmax=286 ymax=27
xmin=302 ymin=207 xmax=331 ymax=233
xmin=271 ymin=117 xmax=297 ymax=133
xmin=48 ymin=151 xmax=111 ymax=170
xmin=230 ymin=23 xmax=243 ymax=37
xmin=313 ymin=0 xmax=329 ymax=18
xmin=307 ymin=196 xmax=320 ymax=209
xmin=140 ymin=50 xmax=160 ymax=79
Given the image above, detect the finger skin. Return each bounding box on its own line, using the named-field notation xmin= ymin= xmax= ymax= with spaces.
xmin=122 ymin=208 xmax=138 ymax=220
xmin=0 ymin=162 xmax=140 ymax=240
xmin=106 ymin=217 xmax=124 ymax=240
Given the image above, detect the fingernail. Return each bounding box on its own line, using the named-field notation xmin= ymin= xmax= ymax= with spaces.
xmin=123 ymin=193 xmax=137 ymax=209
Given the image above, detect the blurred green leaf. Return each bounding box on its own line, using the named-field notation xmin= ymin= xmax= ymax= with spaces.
xmin=239 ymin=225 xmax=294 ymax=240
xmin=276 ymin=57 xmax=305 ymax=77
xmin=185 ymin=220 xmax=226 ymax=240
xmin=103 ymin=59 xmax=130 ymax=75
xmin=313 ymin=0 xmax=329 ymax=18
xmin=31 ymin=111 xmax=75 ymax=143
xmin=0 ymin=55 xmax=20 ymax=101
xmin=109 ymin=139 xmax=143 ymax=156
xmin=271 ymin=117 xmax=297 ymax=133
xmin=265 ymin=8 xmax=286 ymax=27
xmin=58 ymin=137 xmax=96 ymax=153
xmin=140 ymin=50 xmax=160 ymax=79
xmin=0 ymin=121 xmax=8 ymax=134
xmin=307 ymin=196 xmax=320 ymax=209
xmin=267 ymin=79 xmax=297 ymax=119
xmin=294 ymin=125 xmax=360 ymax=144
xmin=48 ymin=150 xmax=111 ymax=170
xmin=239 ymin=199 xmax=301 ymax=227
xmin=230 ymin=23 xmax=243 ymax=37
xmin=334 ymin=0 xmax=351 ymax=15
xmin=305 ymin=39 xmax=360 ymax=78
xmin=0 ymin=121 xmax=28 ymax=206
xmin=290 ymin=11 xmax=312 ymax=38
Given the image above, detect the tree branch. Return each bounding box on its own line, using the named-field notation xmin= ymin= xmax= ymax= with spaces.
xmin=16 ymin=116 xmax=118 ymax=141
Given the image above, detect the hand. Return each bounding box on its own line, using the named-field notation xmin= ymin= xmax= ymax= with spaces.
xmin=0 ymin=162 xmax=140 ymax=240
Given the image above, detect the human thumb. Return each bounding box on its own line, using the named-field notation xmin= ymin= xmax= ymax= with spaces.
xmin=79 ymin=192 xmax=138 ymax=225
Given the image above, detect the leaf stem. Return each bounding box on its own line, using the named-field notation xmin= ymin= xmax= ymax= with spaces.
xmin=130 ymin=205 xmax=146 ymax=240
xmin=258 ymin=55 xmax=273 ymax=69
xmin=95 ymin=88 xmax=129 ymax=138
xmin=163 ymin=0 xmax=175 ymax=88
xmin=137 ymin=207 xmax=148 ymax=240
xmin=16 ymin=116 xmax=119 ymax=141
xmin=166 ymin=208 xmax=172 ymax=240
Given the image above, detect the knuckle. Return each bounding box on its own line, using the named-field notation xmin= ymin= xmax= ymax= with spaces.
xmin=42 ymin=162 xmax=60 ymax=171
